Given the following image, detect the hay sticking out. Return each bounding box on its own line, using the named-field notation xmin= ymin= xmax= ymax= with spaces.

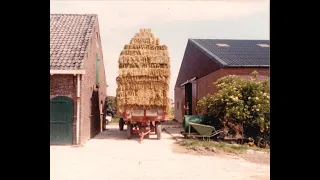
xmin=120 ymin=49 xmax=168 ymax=56
xmin=119 ymin=55 xmax=170 ymax=64
xmin=119 ymin=68 xmax=170 ymax=77
xmin=119 ymin=63 xmax=170 ymax=69
xmin=116 ymin=28 xmax=171 ymax=114
xmin=116 ymin=76 xmax=169 ymax=83
xmin=124 ymin=44 xmax=167 ymax=50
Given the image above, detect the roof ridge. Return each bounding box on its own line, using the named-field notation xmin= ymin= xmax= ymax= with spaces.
xmin=190 ymin=38 xmax=269 ymax=41
xmin=189 ymin=39 xmax=227 ymax=67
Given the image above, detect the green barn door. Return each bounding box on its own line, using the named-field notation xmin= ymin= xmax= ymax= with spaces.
xmin=50 ymin=96 xmax=73 ymax=145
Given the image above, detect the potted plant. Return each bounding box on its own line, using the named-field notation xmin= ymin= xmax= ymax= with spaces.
xmin=248 ymin=137 xmax=254 ymax=147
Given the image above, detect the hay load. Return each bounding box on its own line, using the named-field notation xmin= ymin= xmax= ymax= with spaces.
xmin=116 ymin=28 xmax=171 ymax=114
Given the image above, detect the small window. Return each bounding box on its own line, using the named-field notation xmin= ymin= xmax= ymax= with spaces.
xmin=257 ymin=44 xmax=269 ymax=47
xmin=216 ymin=44 xmax=229 ymax=47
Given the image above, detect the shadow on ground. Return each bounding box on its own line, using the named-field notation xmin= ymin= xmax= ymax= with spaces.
xmin=163 ymin=126 xmax=186 ymax=141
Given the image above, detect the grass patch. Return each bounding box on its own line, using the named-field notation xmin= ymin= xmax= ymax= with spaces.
xmin=180 ymin=139 xmax=252 ymax=153
xmin=111 ymin=117 xmax=120 ymax=123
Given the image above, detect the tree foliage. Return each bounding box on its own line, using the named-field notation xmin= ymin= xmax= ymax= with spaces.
xmin=105 ymin=96 xmax=116 ymax=112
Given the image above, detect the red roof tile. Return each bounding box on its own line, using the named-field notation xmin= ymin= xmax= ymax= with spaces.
xmin=50 ymin=14 xmax=97 ymax=70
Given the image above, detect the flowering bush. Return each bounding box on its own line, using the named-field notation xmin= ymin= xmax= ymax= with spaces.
xmin=196 ymin=71 xmax=270 ymax=145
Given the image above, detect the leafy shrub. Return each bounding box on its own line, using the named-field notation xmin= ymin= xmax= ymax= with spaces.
xmin=197 ymin=71 xmax=270 ymax=145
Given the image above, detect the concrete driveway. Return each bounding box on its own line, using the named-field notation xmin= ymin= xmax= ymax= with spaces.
xmin=50 ymin=124 xmax=269 ymax=180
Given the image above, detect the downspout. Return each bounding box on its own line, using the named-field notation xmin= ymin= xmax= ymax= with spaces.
xmin=76 ymin=74 xmax=81 ymax=145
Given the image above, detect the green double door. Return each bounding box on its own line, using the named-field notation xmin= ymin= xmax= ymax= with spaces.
xmin=50 ymin=96 xmax=73 ymax=145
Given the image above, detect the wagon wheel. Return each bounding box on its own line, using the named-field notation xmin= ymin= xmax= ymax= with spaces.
xmin=119 ymin=118 xmax=124 ymax=131
xmin=156 ymin=122 xmax=162 ymax=140
xmin=127 ymin=122 xmax=132 ymax=139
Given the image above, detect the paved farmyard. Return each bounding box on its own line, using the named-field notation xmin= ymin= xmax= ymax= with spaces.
xmin=50 ymin=124 xmax=269 ymax=180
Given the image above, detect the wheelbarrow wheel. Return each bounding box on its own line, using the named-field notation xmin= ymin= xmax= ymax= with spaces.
xmin=119 ymin=118 xmax=124 ymax=131
xmin=156 ymin=122 xmax=162 ymax=140
xmin=127 ymin=122 xmax=132 ymax=139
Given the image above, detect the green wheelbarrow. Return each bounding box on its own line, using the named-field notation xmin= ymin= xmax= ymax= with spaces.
xmin=181 ymin=122 xmax=223 ymax=141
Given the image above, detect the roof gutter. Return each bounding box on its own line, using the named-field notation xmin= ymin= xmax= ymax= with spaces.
xmin=50 ymin=70 xmax=86 ymax=75
xmin=224 ymin=65 xmax=270 ymax=68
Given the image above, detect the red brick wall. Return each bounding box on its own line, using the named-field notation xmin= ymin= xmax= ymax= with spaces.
xmin=175 ymin=40 xmax=221 ymax=87
xmin=174 ymin=40 xmax=221 ymax=122
xmin=174 ymin=87 xmax=183 ymax=122
xmin=94 ymin=17 xmax=107 ymax=104
xmin=174 ymin=81 xmax=198 ymax=122
xmin=197 ymin=68 xmax=269 ymax=101
xmin=174 ymin=67 xmax=269 ymax=121
xmin=50 ymin=75 xmax=77 ymax=144
xmin=80 ymin=18 xmax=107 ymax=144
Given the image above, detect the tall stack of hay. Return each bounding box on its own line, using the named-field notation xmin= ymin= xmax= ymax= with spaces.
xmin=116 ymin=29 xmax=171 ymax=114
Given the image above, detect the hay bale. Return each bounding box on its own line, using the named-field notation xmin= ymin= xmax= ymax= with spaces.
xmin=119 ymin=55 xmax=170 ymax=64
xmin=116 ymin=28 xmax=171 ymax=114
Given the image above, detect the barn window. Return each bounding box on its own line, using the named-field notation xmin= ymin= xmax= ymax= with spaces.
xmin=216 ymin=44 xmax=229 ymax=47
xmin=96 ymin=54 xmax=99 ymax=85
xmin=257 ymin=44 xmax=269 ymax=47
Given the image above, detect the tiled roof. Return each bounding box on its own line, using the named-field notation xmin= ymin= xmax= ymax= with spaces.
xmin=50 ymin=14 xmax=97 ymax=70
xmin=190 ymin=39 xmax=270 ymax=67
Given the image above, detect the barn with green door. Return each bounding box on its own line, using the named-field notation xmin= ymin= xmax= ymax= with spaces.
xmin=50 ymin=14 xmax=107 ymax=145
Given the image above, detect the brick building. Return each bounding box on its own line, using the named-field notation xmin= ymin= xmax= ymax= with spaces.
xmin=174 ymin=39 xmax=270 ymax=122
xmin=50 ymin=14 xmax=107 ymax=145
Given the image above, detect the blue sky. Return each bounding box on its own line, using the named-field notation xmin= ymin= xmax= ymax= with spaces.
xmin=51 ymin=0 xmax=269 ymax=101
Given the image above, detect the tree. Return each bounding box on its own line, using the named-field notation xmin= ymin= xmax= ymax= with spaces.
xmin=197 ymin=71 xmax=270 ymax=144
xmin=104 ymin=96 xmax=116 ymax=114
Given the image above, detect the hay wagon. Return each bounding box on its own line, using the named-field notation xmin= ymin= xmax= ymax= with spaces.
xmin=118 ymin=108 xmax=166 ymax=140
xmin=116 ymin=28 xmax=171 ymax=142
